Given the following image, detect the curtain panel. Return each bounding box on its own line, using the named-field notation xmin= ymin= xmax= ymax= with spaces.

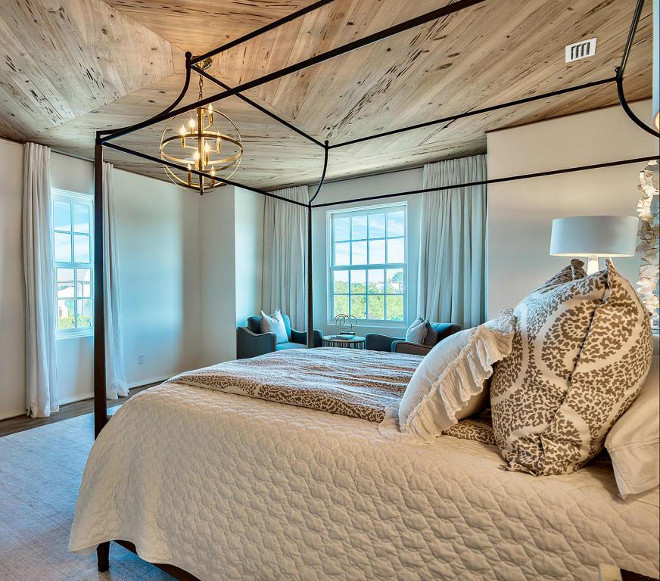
xmin=23 ymin=142 xmax=58 ymax=417
xmin=417 ymin=154 xmax=487 ymax=329
xmin=262 ymin=186 xmax=309 ymax=330
xmin=102 ymin=163 xmax=128 ymax=399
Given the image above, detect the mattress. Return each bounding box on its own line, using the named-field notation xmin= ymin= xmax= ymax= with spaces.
xmin=70 ymin=381 xmax=660 ymax=580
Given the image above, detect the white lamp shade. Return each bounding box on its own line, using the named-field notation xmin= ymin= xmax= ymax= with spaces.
xmin=550 ymin=215 xmax=639 ymax=257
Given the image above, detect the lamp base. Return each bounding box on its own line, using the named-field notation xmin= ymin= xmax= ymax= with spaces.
xmin=586 ymin=255 xmax=600 ymax=275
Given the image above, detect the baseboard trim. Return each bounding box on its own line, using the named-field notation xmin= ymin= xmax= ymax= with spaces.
xmin=126 ymin=374 xmax=172 ymax=389
xmin=58 ymin=393 xmax=97 ymax=406
xmin=59 ymin=375 xmax=173 ymax=405
xmin=0 ymin=409 xmax=26 ymax=422
xmin=0 ymin=374 xmax=175 ymax=423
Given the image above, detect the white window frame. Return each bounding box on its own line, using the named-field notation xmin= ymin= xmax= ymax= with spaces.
xmin=327 ymin=202 xmax=408 ymax=327
xmin=52 ymin=188 xmax=94 ymax=339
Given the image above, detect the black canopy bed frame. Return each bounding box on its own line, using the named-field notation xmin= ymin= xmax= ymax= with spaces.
xmin=90 ymin=0 xmax=659 ymax=577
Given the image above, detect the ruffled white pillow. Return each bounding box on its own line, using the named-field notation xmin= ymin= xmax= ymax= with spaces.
xmin=260 ymin=309 xmax=288 ymax=344
xmin=399 ymin=310 xmax=516 ymax=442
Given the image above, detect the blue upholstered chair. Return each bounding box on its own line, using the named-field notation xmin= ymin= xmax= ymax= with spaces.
xmin=236 ymin=314 xmax=323 ymax=359
xmin=365 ymin=322 xmax=461 ymax=356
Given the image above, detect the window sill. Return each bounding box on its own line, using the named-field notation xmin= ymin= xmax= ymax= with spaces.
xmin=57 ymin=329 xmax=93 ymax=340
xmin=326 ymin=320 xmax=408 ymax=329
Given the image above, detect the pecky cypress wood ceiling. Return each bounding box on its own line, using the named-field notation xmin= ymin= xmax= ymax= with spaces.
xmin=0 ymin=0 xmax=653 ymax=190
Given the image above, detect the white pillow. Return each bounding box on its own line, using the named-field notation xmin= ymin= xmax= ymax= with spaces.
xmin=405 ymin=316 xmax=427 ymax=344
xmin=605 ymin=334 xmax=659 ymax=499
xmin=399 ymin=310 xmax=516 ymax=442
xmin=260 ymin=309 xmax=288 ymax=344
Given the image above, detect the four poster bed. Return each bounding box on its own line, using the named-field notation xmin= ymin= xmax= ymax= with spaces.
xmin=74 ymin=0 xmax=660 ymax=579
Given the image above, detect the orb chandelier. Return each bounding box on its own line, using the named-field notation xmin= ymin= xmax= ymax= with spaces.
xmin=159 ymin=58 xmax=243 ymax=193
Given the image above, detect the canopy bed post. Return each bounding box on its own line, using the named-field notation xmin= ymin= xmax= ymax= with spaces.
xmin=93 ymin=133 xmax=107 ymax=440
xmin=306 ymin=207 xmax=314 ymax=348
xmin=307 ymin=142 xmax=329 ymax=348
xmin=93 ymin=133 xmax=111 ymax=573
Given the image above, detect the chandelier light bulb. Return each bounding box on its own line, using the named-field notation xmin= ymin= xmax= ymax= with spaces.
xmin=204 ymin=142 xmax=211 ymax=166
xmin=188 ymin=118 xmax=196 ymax=129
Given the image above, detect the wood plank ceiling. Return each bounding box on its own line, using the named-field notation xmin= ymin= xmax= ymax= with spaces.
xmin=0 ymin=0 xmax=182 ymax=139
xmin=0 ymin=0 xmax=653 ymax=191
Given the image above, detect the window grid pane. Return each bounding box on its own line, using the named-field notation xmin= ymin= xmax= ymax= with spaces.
xmin=54 ymin=232 xmax=72 ymax=262
xmin=331 ymin=205 xmax=406 ymax=322
xmin=53 ymin=192 xmax=94 ymax=332
xmin=73 ymin=204 xmax=90 ymax=234
xmin=54 ymin=201 xmax=71 ymax=232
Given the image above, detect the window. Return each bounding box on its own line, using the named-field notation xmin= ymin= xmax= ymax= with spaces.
xmin=53 ymin=190 xmax=93 ymax=335
xmin=330 ymin=204 xmax=406 ymax=323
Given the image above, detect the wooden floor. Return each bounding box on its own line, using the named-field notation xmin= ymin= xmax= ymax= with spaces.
xmin=0 ymin=385 xmax=154 ymax=438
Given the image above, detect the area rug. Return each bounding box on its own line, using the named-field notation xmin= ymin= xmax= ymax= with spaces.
xmin=0 ymin=409 xmax=172 ymax=580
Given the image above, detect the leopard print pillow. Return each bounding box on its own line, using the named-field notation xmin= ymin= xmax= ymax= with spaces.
xmin=491 ymin=260 xmax=653 ymax=476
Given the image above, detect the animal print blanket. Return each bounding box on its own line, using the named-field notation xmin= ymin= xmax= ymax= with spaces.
xmin=171 ymin=347 xmax=421 ymax=423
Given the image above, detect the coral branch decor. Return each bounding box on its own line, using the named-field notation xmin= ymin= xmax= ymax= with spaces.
xmin=636 ymin=160 xmax=659 ymax=330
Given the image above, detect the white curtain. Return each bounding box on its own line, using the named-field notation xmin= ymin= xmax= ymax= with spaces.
xmin=23 ymin=142 xmax=58 ymax=418
xmin=103 ymin=163 xmax=128 ymax=399
xmin=262 ymin=186 xmax=309 ymax=330
xmin=417 ymin=154 xmax=487 ymax=329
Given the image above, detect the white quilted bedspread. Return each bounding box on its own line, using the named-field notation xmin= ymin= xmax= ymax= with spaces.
xmin=70 ymin=382 xmax=659 ymax=580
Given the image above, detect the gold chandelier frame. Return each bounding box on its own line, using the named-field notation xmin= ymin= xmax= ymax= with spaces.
xmin=159 ymin=59 xmax=243 ymax=192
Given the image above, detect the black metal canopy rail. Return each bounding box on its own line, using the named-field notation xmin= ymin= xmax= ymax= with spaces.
xmin=92 ymin=0 xmax=657 ymax=574
xmin=94 ymin=0 xmax=657 ymax=196
xmin=92 ymin=0 xmax=659 ymax=428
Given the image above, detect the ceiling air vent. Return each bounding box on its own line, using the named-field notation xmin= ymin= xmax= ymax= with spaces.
xmin=565 ymin=38 xmax=597 ymax=63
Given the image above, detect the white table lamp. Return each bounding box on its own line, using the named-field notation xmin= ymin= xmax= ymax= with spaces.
xmin=550 ymin=215 xmax=639 ymax=275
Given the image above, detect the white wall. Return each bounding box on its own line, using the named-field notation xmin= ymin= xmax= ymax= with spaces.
xmin=200 ymin=187 xmax=236 ymax=365
xmin=234 ymin=188 xmax=264 ymax=328
xmin=113 ymin=169 xmax=201 ymax=386
xmin=487 ymin=100 xmax=659 ymax=317
xmin=0 ymin=140 xmax=206 ymax=419
xmin=310 ymin=168 xmax=422 ymax=338
xmin=199 ymin=186 xmax=263 ymax=366
xmin=50 ymin=161 xmax=203 ymax=403
xmin=0 ymin=139 xmax=26 ymax=419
